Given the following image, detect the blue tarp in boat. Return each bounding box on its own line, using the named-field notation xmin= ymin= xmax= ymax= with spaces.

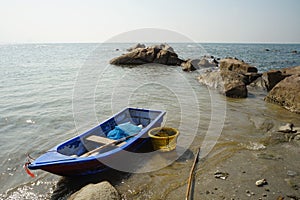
xmin=107 ymin=122 xmax=142 ymax=140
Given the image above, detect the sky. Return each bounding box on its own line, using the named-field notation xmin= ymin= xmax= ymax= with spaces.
xmin=0 ymin=0 xmax=299 ymax=43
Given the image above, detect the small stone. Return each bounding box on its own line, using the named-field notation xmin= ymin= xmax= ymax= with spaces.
xmin=287 ymin=170 xmax=297 ymax=177
xmin=256 ymin=179 xmax=268 ymax=187
xmin=214 ymin=187 xmax=218 ymax=190
xmin=278 ymin=123 xmax=294 ymax=133
xmin=206 ymin=190 xmax=210 ymax=194
xmin=246 ymin=190 xmax=250 ymax=193
xmin=265 ymin=188 xmax=270 ymax=192
xmin=262 ymin=193 xmax=267 ymax=197
xmin=246 ymin=193 xmax=251 ymax=197
xmin=214 ymin=170 xmax=229 ymax=180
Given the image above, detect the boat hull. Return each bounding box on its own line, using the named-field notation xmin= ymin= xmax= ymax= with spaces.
xmin=28 ymin=107 xmax=165 ymax=176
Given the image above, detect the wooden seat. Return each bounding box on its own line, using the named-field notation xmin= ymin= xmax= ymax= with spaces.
xmin=86 ymin=135 xmax=126 ymax=147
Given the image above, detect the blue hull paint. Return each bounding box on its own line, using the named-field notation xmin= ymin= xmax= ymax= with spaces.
xmin=28 ymin=107 xmax=165 ymax=176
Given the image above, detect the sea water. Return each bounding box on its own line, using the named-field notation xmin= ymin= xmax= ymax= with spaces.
xmin=0 ymin=43 xmax=300 ymax=199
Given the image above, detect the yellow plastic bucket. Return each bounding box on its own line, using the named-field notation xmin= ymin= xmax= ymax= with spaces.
xmin=148 ymin=127 xmax=179 ymax=152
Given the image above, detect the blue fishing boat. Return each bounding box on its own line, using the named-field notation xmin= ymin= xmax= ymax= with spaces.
xmin=27 ymin=107 xmax=166 ymax=176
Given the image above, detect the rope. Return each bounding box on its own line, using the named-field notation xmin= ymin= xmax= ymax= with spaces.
xmin=23 ymin=162 xmax=35 ymax=178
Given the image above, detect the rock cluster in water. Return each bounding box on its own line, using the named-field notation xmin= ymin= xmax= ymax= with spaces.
xmin=199 ymin=58 xmax=300 ymax=113
xmin=110 ymin=43 xmax=219 ymax=72
xmin=110 ymin=43 xmax=184 ymax=67
xmin=198 ymin=58 xmax=261 ymax=98
xmin=111 ymin=43 xmax=300 ymax=113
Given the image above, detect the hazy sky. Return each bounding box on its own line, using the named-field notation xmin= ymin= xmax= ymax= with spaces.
xmin=0 ymin=0 xmax=299 ymax=43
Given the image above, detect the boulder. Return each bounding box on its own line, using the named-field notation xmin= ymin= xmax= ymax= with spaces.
xmin=110 ymin=45 xmax=184 ymax=66
xmin=190 ymin=59 xmax=201 ymax=68
xmin=220 ymin=71 xmax=248 ymax=98
xmin=264 ymin=74 xmax=300 ymax=114
xmin=198 ymin=58 xmax=217 ymax=68
xmin=187 ymin=57 xmax=218 ymax=69
xmin=220 ymin=58 xmax=258 ymax=74
xmin=198 ymin=58 xmax=262 ymax=98
xmin=249 ymin=77 xmax=267 ymax=90
xmin=262 ymin=70 xmax=288 ymax=91
xmin=262 ymin=66 xmax=300 ymax=91
xmin=150 ymin=43 xmax=175 ymax=53
xmin=181 ymin=59 xmax=197 ymax=72
xmin=68 ymin=181 xmax=120 ymax=200
xmin=243 ymin=73 xmax=262 ymax=85
xmin=127 ymin=43 xmax=146 ymax=52
xmin=155 ymin=49 xmax=181 ymax=65
xmin=198 ymin=70 xmax=248 ymax=98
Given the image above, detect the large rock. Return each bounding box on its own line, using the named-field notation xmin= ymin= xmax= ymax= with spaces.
xmin=181 ymin=59 xmax=197 ymax=72
xmin=127 ymin=43 xmax=146 ymax=52
xmin=220 ymin=58 xmax=258 ymax=74
xmin=186 ymin=58 xmax=218 ymax=69
xmin=243 ymin=72 xmax=262 ymax=85
xmin=262 ymin=66 xmax=300 ymax=91
xmin=198 ymin=58 xmax=261 ymax=98
xmin=264 ymin=74 xmax=300 ymax=114
xmin=198 ymin=70 xmax=248 ymax=98
xmin=150 ymin=43 xmax=175 ymax=53
xmin=262 ymin=70 xmax=288 ymax=91
xmin=249 ymin=77 xmax=267 ymax=90
xmin=110 ymin=44 xmax=184 ymax=66
xmin=198 ymin=58 xmax=218 ymax=68
xmin=68 ymin=181 xmax=120 ymax=200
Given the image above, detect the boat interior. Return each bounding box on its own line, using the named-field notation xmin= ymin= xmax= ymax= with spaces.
xmin=56 ymin=108 xmax=163 ymax=157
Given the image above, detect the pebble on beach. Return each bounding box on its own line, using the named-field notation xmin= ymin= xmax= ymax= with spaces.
xmin=255 ymin=179 xmax=268 ymax=187
xmin=287 ymin=170 xmax=297 ymax=177
xmin=278 ymin=123 xmax=295 ymax=133
xmin=214 ymin=170 xmax=229 ymax=180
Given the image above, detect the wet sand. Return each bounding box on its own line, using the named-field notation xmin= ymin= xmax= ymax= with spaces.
xmin=111 ymin=141 xmax=300 ymax=200
xmin=168 ymin=143 xmax=300 ymax=200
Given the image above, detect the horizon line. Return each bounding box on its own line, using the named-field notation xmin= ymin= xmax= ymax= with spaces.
xmin=1 ymin=41 xmax=300 ymax=45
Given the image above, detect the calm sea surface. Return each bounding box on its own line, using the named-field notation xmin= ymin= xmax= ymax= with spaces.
xmin=0 ymin=43 xmax=300 ymax=199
